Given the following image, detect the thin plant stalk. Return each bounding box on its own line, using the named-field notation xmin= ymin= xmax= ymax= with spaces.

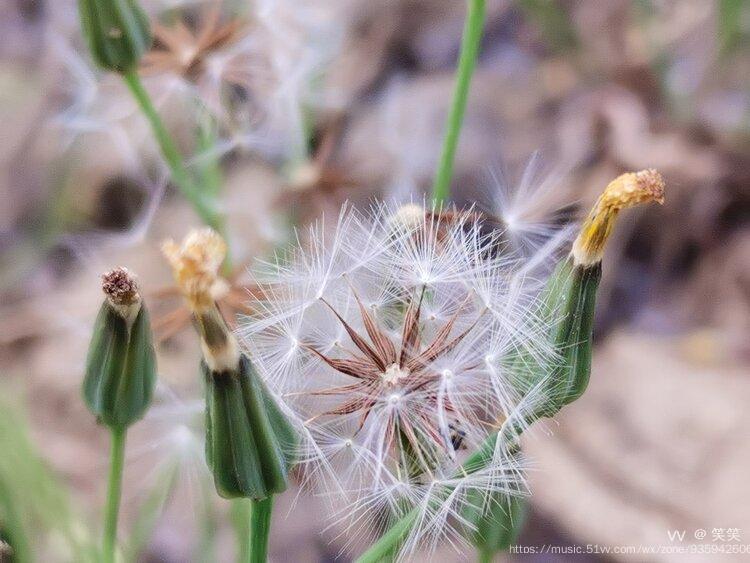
xmin=122 ymin=70 xmax=226 ymax=236
xmin=355 ymin=432 xmax=504 ymax=563
xmin=231 ymin=499 xmax=252 ymax=562
xmin=431 ymin=0 xmax=487 ymax=204
xmin=102 ymin=427 xmax=127 ymax=563
xmin=248 ymin=496 xmax=273 ymax=563
xmin=356 ymin=510 xmax=419 ymax=563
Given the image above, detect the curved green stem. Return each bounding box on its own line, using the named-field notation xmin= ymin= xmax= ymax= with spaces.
xmin=248 ymin=496 xmax=273 ymax=563
xmin=102 ymin=427 xmax=126 ymax=563
xmin=431 ymin=0 xmax=487 ymax=205
xmin=356 ymin=433 xmax=504 ymax=562
xmin=355 ymin=509 xmax=419 ymax=563
xmin=122 ymin=70 xmax=226 ymax=236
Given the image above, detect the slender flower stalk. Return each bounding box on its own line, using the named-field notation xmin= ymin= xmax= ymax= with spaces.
xmin=77 ymin=0 xmax=228 ymax=243
xmin=352 ymin=170 xmax=665 ymax=561
xmin=249 ymin=496 xmax=273 ymax=563
xmin=82 ymin=268 xmax=157 ymax=563
xmin=102 ymin=427 xmax=126 ymax=563
xmin=432 ymin=0 xmax=487 ymax=204
xmin=122 ymin=70 xmax=227 ymax=237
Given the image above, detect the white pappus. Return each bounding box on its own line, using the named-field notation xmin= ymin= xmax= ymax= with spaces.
xmin=239 ymin=200 xmax=565 ymax=559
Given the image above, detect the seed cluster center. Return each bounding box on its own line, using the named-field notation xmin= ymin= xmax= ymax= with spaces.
xmin=381 ymin=363 xmax=410 ymax=386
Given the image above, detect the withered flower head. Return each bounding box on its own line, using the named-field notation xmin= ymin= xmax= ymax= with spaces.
xmin=162 ymin=228 xmax=237 ymax=372
xmin=572 ymin=169 xmax=665 ymax=266
xmin=102 ymin=267 xmax=141 ymax=306
xmin=161 ymin=227 xmax=229 ymax=313
xmin=101 ymin=266 xmax=142 ymax=325
xmin=85 ymin=266 xmax=156 ymax=429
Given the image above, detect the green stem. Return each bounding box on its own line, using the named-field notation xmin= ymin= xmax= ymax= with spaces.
xmin=356 ymin=433 xmax=503 ymax=562
xmin=478 ymin=549 xmax=494 ymax=563
xmin=122 ymin=70 xmax=226 ymax=236
xmin=355 ymin=509 xmax=419 ymax=563
xmin=431 ymin=0 xmax=487 ymax=205
xmin=231 ymin=499 xmax=252 ymax=562
xmin=102 ymin=427 xmax=127 ymax=563
xmin=248 ymin=496 xmax=273 ymax=563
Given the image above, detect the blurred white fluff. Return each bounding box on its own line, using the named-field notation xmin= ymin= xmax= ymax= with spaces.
xmin=485 ymin=152 xmax=575 ymax=259
xmin=125 ymin=382 xmax=214 ymax=537
xmin=48 ymin=0 xmax=350 ymax=164
xmin=239 ymin=201 xmax=563 ymax=559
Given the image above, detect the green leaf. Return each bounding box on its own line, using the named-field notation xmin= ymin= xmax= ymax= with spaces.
xmin=517 ymin=0 xmax=578 ymax=53
xmin=466 ymin=492 xmax=527 ymax=560
xmin=0 ymin=398 xmax=97 ymax=562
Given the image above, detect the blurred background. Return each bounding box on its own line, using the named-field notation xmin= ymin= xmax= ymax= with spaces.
xmin=1 ymin=0 xmax=749 ymax=561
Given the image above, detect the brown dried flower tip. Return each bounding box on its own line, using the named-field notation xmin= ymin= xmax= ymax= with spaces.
xmin=101 ymin=267 xmax=141 ymax=306
xmin=573 ymin=169 xmax=665 ymax=267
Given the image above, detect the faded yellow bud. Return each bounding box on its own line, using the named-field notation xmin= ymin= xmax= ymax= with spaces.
xmin=161 ymin=228 xmax=229 ymax=312
xmin=572 ymin=169 xmax=665 ymax=266
xmin=161 ymin=228 xmax=239 ymax=372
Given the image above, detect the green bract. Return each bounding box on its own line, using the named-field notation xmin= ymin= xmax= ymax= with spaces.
xmin=83 ymin=300 xmax=156 ymax=429
xmin=78 ymin=0 xmax=152 ymax=72
xmin=204 ymin=353 xmax=297 ymax=500
xmin=541 ymin=257 xmax=601 ymax=416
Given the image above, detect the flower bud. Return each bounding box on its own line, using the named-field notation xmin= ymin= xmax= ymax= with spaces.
xmin=572 ymin=169 xmax=665 ymax=267
xmin=520 ymin=170 xmax=665 ymax=417
xmin=162 ymin=228 xmax=297 ymax=499
xmin=204 ymin=353 xmax=297 ymax=499
xmin=83 ymin=268 xmax=156 ymax=429
xmin=78 ymin=0 xmax=152 ymax=73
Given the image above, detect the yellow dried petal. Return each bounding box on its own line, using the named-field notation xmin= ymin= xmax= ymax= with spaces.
xmin=572 ymin=169 xmax=665 ymax=266
xmin=161 ymin=228 xmax=228 ymax=312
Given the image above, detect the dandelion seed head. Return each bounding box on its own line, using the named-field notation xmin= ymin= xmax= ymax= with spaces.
xmin=240 ymin=201 xmax=558 ymax=558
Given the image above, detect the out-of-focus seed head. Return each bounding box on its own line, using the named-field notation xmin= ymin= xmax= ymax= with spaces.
xmin=572 ymin=169 xmax=665 ymax=266
xmin=389 ymin=203 xmax=426 ymax=230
